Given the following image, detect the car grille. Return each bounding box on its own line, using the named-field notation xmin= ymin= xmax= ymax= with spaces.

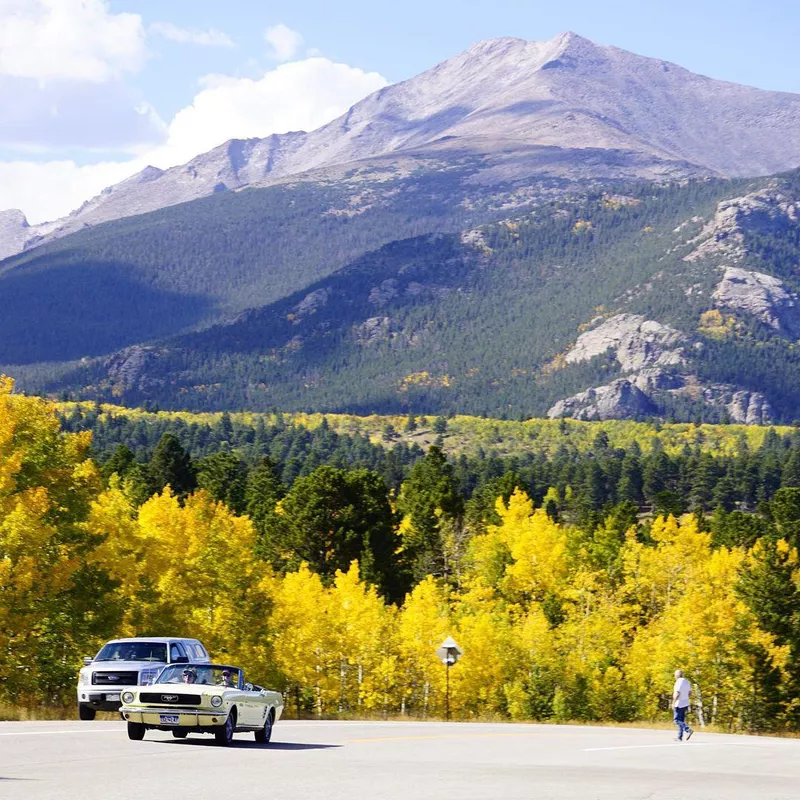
xmin=139 ymin=693 xmax=202 ymax=705
xmin=92 ymin=671 xmax=138 ymax=686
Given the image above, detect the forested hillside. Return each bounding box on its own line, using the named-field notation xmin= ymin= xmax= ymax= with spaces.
xmin=0 ymin=161 xmax=538 ymax=364
xmin=28 ymin=177 xmax=734 ymax=409
xmin=6 ymin=168 xmax=800 ymax=422
xmin=6 ymin=383 xmax=800 ymax=729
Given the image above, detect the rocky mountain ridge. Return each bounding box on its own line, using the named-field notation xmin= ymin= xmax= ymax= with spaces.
xmin=5 ymin=32 xmax=800 ymax=260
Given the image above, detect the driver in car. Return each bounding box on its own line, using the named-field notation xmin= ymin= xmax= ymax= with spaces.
xmin=182 ymin=668 xmax=197 ymax=684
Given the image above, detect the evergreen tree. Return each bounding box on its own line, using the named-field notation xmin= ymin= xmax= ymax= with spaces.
xmin=148 ymin=433 xmax=196 ymax=497
xmin=196 ymin=452 xmax=248 ymax=514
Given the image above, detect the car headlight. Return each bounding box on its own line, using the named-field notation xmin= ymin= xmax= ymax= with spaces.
xmin=210 ymin=695 xmax=223 ymax=708
xmin=139 ymin=668 xmax=161 ymax=685
xmin=121 ymin=691 xmax=135 ymax=704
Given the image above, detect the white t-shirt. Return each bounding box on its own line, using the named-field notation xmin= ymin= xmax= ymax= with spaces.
xmin=673 ymin=677 xmax=691 ymax=708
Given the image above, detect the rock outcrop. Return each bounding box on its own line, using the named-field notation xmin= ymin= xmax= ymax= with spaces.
xmin=712 ymin=267 xmax=800 ymax=336
xmin=684 ymin=189 xmax=800 ymax=263
xmin=564 ymin=314 xmax=684 ymax=372
xmin=549 ymin=376 xmax=774 ymax=425
xmin=0 ymin=209 xmax=35 ymax=262
xmin=105 ymin=346 xmax=157 ymax=392
xmin=548 ymin=379 xmax=657 ymax=421
xmin=698 ymin=385 xmax=775 ymax=425
xmin=292 ymin=288 xmax=331 ymax=321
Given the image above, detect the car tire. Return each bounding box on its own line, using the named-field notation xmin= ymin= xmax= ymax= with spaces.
xmin=254 ymin=710 xmax=274 ymax=744
xmin=127 ymin=721 xmax=146 ymax=741
xmin=172 ymin=729 xmax=188 ymax=739
xmin=215 ymin=709 xmax=236 ymax=746
xmin=78 ymin=704 xmax=96 ymax=721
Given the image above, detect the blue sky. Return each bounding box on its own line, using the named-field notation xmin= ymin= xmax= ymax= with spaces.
xmin=2 ymin=0 xmax=799 ymax=223
xmin=120 ymin=0 xmax=800 ymax=119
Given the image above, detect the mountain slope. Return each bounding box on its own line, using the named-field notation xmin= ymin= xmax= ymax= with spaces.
xmin=0 ymin=163 xmax=560 ymax=363
xmin=30 ymin=170 xmax=800 ymax=423
xmin=6 ymin=32 xmax=800 ymax=256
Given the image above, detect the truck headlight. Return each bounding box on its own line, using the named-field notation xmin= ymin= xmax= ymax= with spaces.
xmin=79 ymin=670 xmax=90 ymax=686
xmin=121 ymin=691 xmax=135 ymax=704
xmin=210 ymin=695 xmax=223 ymax=708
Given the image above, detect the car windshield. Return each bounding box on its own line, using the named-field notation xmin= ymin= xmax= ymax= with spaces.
xmin=158 ymin=665 xmax=242 ymax=687
xmin=95 ymin=642 xmax=168 ymax=662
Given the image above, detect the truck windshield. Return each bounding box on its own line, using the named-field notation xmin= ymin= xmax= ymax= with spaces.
xmin=95 ymin=642 xmax=168 ymax=662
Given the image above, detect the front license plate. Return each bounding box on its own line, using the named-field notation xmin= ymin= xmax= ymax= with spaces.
xmin=106 ymin=693 xmax=120 ymax=702
xmin=160 ymin=714 xmax=180 ymax=725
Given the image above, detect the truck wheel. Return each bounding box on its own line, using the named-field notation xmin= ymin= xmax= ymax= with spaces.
xmin=127 ymin=721 xmax=146 ymax=741
xmin=78 ymin=704 xmax=96 ymax=721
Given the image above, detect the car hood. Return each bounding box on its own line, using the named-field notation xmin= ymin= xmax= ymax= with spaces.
xmin=88 ymin=660 xmax=167 ymax=670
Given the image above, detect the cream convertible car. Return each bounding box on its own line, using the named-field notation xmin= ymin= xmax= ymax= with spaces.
xmin=120 ymin=663 xmax=283 ymax=745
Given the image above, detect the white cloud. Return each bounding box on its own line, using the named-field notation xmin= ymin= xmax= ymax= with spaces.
xmin=0 ymin=0 xmax=146 ymax=82
xmin=0 ymin=158 xmax=139 ymax=224
xmin=1 ymin=57 xmax=388 ymax=224
xmin=147 ymin=57 xmax=387 ymax=168
xmin=265 ymin=23 xmax=303 ymax=62
xmin=150 ymin=22 xmax=234 ymax=48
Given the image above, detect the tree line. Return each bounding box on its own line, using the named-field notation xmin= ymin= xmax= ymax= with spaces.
xmin=3 ymin=382 xmax=800 ymax=729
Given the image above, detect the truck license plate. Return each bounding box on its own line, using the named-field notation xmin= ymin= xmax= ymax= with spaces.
xmin=160 ymin=714 xmax=180 ymax=725
xmin=106 ymin=693 xmax=120 ymax=702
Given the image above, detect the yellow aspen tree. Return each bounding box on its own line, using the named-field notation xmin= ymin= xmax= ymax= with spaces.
xmin=142 ymin=490 xmax=259 ymax=659
xmin=397 ymin=576 xmax=451 ymax=717
xmin=0 ymin=378 xmax=104 ymax=702
xmin=468 ymin=489 xmax=570 ymax=603
xmin=621 ymin=515 xmax=712 ymax=617
xmin=629 ymin=545 xmax=768 ymax=726
xmin=449 ymin=579 xmax=515 ymax=718
xmin=269 ymin=565 xmax=339 ymax=716
xmin=327 ymin=562 xmax=397 ymax=713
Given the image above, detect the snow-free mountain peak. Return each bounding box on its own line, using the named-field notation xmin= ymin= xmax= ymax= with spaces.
xmin=5 ymin=32 xmax=800 ymax=259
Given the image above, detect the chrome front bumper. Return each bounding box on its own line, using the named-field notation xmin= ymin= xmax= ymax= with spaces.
xmin=120 ymin=706 xmax=227 ymax=727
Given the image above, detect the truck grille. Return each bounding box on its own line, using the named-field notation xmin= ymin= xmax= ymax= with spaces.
xmin=92 ymin=671 xmax=138 ymax=686
xmin=139 ymin=693 xmax=202 ymax=705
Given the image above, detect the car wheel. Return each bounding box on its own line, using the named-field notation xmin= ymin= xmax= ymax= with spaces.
xmin=172 ymin=729 xmax=188 ymax=739
xmin=78 ymin=704 xmax=96 ymax=721
xmin=215 ymin=709 xmax=236 ymax=746
xmin=127 ymin=722 xmax=146 ymax=741
xmin=254 ymin=710 xmax=274 ymax=744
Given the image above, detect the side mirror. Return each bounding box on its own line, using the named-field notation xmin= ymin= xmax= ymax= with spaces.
xmin=83 ymin=656 xmax=93 ymax=666
xmin=173 ymin=655 xmax=189 ymax=664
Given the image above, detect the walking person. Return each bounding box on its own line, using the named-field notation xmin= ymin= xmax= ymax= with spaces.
xmin=672 ymin=669 xmax=694 ymax=742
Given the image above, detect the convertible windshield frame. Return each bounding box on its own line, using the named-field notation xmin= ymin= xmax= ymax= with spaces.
xmin=156 ymin=664 xmax=244 ymax=689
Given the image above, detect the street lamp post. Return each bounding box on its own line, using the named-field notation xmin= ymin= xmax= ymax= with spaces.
xmin=435 ymin=636 xmax=462 ymax=721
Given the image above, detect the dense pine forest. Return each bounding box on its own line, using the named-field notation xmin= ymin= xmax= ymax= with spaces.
xmin=3 ymin=387 xmax=800 ymax=730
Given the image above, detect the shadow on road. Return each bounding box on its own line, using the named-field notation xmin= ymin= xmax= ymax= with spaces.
xmin=160 ymin=739 xmax=341 ymax=750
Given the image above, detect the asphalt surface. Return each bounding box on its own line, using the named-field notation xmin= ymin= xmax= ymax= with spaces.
xmin=2 ymin=719 xmax=799 ymax=799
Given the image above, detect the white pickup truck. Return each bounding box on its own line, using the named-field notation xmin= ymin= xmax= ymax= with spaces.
xmin=77 ymin=637 xmax=211 ymax=720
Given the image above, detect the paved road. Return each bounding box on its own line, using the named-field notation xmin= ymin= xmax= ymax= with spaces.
xmin=2 ymin=719 xmax=799 ymax=799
